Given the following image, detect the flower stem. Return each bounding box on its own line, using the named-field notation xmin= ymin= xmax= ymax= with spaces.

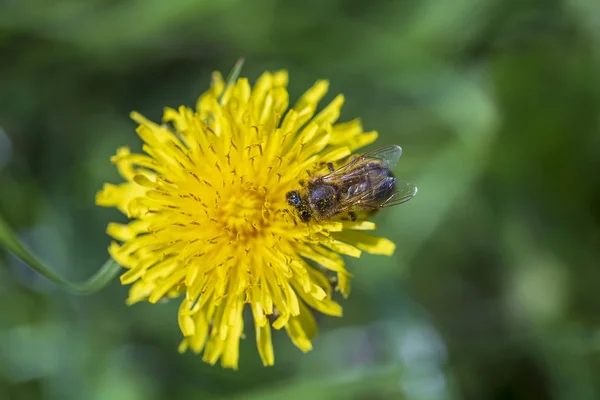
xmin=218 ymin=57 xmax=245 ymax=105
xmin=0 ymin=212 xmax=120 ymax=294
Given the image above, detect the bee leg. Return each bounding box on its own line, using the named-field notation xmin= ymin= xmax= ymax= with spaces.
xmin=327 ymin=162 xmax=335 ymax=173
xmin=327 ymin=272 xmax=338 ymax=288
xmin=349 ymin=211 xmax=357 ymax=221
xmin=268 ymin=307 xmax=280 ymax=324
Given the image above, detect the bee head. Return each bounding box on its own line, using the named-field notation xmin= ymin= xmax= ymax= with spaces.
xmin=287 ymin=190 xmax=313 ymax=222
xmin=308 ymin=184 xmax=338 ymax=218
xmin=286 ymin=190 xmax=302 ymax=207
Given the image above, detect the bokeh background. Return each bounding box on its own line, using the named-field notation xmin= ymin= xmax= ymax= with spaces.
xmin=1 ymin=0 xmax=600 ymax=399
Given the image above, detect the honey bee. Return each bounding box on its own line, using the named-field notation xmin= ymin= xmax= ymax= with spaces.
xmin=286 ymin=145 xmax=417 ymax=222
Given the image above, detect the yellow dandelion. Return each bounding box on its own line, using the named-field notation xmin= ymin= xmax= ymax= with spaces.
xmin=96 ymin=66 xmax=408 ymax=369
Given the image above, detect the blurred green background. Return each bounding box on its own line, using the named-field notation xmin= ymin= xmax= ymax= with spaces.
xmin=1 ymin=0 xmax=600 ymax=399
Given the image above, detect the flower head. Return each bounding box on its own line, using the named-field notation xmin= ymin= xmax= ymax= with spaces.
xmin=97 ymin=68 xmax=396 ymax=369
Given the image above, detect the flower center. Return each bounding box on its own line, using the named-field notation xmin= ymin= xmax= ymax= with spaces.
xmin=217 ymin=188 xmax=269 ymax=242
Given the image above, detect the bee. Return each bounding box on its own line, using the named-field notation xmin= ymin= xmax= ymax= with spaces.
xmin=286 ymin=145 xmax=417 ymax=222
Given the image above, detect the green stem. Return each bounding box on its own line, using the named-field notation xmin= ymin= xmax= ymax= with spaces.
xmin=218 ymin=57 xmax=245 ymax=105
xmin=0 ymin=213 xmax=120 ymax=294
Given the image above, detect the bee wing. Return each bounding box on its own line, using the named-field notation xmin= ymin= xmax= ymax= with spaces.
xmin=336 ymin=177 xmax=418 ymax=212
xmin=380 ymin=179 xmax=418 ymax=208
xmin=321 ymin=145 xmax=403 ymax=184
xmin=362 ymin=144 xmax=403 ymax=169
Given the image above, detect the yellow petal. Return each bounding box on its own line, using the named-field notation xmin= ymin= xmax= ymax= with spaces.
xmin=285 ymin=302 xmax=317 ymax=353
xmin=106 ymin=220 xmax=150 ymax=241
xmin=96 ymin=182 xmax=147 ymax=216
xmin=313 ymin=94 xmax=344 ymax=126
xmin=178 ymin=339 xmax=189 ymax=353
xmin=255 ymin=321 xmax=275 ymax=366
xmin=298 ymin=246 xmax=345 ymax=273
xmin=126 ymin=280 xmax=155 ymax=305
xmin=148 ymin=268 xmax=186 ymax=303
xmin=341 ymin=221 xmax=376 ymax=231
xmin=292 ymin=280 xmax=342 ymax=317
xmin=332 ymin=231 xmax=396 ymax=255
xmin=220 ymin=304 xmax=244 ymax=370
xmin=188 ymin=308 xmax=211 ymax=353
xmin=272 ymin=70 xmax=289 ymax=87
xmin=322 ymin=237 xmax=362 ymax=258
xmin=179 ymin=319 xmax=196 ymax=338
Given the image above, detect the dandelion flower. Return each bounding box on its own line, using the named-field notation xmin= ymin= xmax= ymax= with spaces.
xmin=96 ymin=68 xmax=398 ymax=369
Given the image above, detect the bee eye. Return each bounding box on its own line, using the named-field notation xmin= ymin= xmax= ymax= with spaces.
xmin=286 ymin=191 xmax=302 ymax=206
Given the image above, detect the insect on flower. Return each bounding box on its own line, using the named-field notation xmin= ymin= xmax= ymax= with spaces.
xmin=286 ymin=145 xmax=418 ymax=223
xmin=96 ymin=65 xmax=418 ymax=370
